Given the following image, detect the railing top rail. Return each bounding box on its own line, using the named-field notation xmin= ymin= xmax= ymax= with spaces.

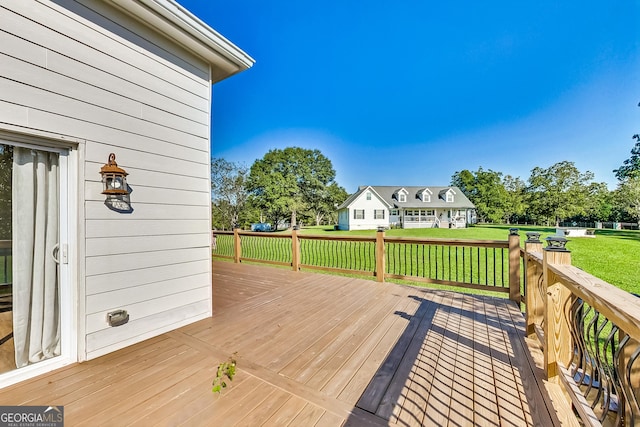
xmin=297 ymin=234 xmax=376 ymax=243
xmin=212 ymin=230 xmax=233 ymax=235
xmin=0 ymin=240 xmax=10 ymax=249
xmin=548 ymin=263 xmax=640 ymax=340
xmin=524 ymin=250 xmax=543 ymax=262
xmin=383 ymin=235 xmax=509 ymax=248
xmin=212 ymin=231 xmax=511 ymax=248
xmin=239 ymin=231 xmax=292 ymax=238
xmin=215 ymin=230 xmax=293 ymax=239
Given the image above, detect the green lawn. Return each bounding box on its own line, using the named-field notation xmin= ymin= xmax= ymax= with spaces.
xmin=298 ymin=224 xmax=640 ymax=295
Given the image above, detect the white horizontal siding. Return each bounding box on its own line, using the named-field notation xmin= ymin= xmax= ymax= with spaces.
xmin=86 ymin=272 xmax=211 ymax=315
xmin=85 ymin=259 xmax=211 ymax=296
xmin=86 ymin=233 xmax=211 ymax=256
xmin=0 ymin=77 xmax=209 ymax=147
xmin=86 ymin=286 xmax=210 ymax=334
xmin=0 ymin=0 xmax=221 ymax=361
xmin=85 ymin=247 xmax=210 ymax=276
xmin=85 ymin=300 xmax=211 ymax=359
xmin=344 ymin=192 xmax=389 ymax=230
xmin=85 ymin=147 xmax=209 ymax=178
xmin=0 ymin=24 xmax=207 ymax=123
xmin=0 ymin=107 xmax=210 ymax=165
xmin=85 ymin=202 xmax=210 ymax=221
xmin=85 ymin=182 xmax=210 ymax=206
xmin=1 ymin=52 xmax=208 ymax=136
xmin=86 ymin=219 xmax=210 ymax=238
xmin=0 ymin=100 xmax=28 ymax=127
xmin=85 ymin=166 xmax=210 ymax=192
xmin=3 ymin=1 xmax=209 ymax=98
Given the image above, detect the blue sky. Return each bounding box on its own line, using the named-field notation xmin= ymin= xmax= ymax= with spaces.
xmin=179 ymin=1 xmax=640 ymax=193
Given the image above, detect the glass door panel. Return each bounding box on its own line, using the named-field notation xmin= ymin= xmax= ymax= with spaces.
xmin=0 ymin=143 xmax=65 ymax=375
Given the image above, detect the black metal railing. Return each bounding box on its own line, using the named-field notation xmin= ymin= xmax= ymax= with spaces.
xmin=567 ymin=298 xmax=640 ymax=426
xmin=299 ymin=235 xmax=375 ymax=275
xmin=211 ymin=232 xmax=234 ymax=259
xmin=239 ymin=232 xmax=292 ymax=266
xmin=385 ymin=239 xmax=509 ymax=290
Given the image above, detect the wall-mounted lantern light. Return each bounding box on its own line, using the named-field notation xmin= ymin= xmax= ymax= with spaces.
xmin=100 ymin=153 xmax=129 ymax=195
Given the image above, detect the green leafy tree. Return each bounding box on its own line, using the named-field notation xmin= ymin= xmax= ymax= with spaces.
xmin=614 ymin=134 xmax=640 ymax=181
xmin=526 ymin=161 xmax=594 ymax=226
xmin=246 ymin=147 xmax=338 ymax=228
xmin=0 ymin=145 xmax=12 ymax=239
xmin=613 ymin=103 xmax=640 ymax=180
xmin=309 ymin=182 xmax=348 ymax=226
xmin=584 ymin=182 xmax=614 ymax=222
xmin=614 ymin=177 xmax=640 ymax=226
xmin=211 ymin=158 xmax=249 ymax=230
xmin=451 ymin=167 xmax=508 ymax=223
xmin=502 ymin=175 xmax=526 ymax=224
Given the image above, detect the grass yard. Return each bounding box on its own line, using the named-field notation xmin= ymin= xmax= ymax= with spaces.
xmin=298 ymin=224 xmax=640 ymax=296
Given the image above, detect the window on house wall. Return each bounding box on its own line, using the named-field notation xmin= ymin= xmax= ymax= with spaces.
xmin=426 ymin=209 xmax=434 ymax=216
xmin=390 ymin=209 xmax=399 ymax=216
xmin=399 ymin=194 xmax=406 ymax=203
xmin=374 ymin=210 xmax=385 ymax=219
xmin=446 ymin=192 xmax=454 ymax=202
xmin=366 ymin=192 xmax=371 ymax=200
xmin=354 ymin=209 xmax=364 ymax=219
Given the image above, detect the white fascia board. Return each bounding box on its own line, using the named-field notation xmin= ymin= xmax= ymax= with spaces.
xmin=106 ymin=0 xmax=255 ymax=82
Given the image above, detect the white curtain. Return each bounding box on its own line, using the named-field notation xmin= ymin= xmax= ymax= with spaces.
xmin=12 ymin=147 xmax=60 ymax=368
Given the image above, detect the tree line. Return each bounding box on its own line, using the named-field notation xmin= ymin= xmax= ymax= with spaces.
xmin=452 ymin=140 xmax=640 ymax=226
xmin=212 ymin=135 xmax=640 ymax=230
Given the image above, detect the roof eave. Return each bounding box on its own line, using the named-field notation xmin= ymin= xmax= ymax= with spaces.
xmin=107 ymin=0 xmax=255 ymax=83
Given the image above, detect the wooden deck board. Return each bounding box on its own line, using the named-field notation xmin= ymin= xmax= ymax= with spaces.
xmin=0 ymin=261 xmax=568 ymax=426
xmin=472 ymin=296 xmax=502 ymax=426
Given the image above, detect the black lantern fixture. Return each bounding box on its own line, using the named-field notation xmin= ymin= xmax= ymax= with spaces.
xmin=100 ymin=153 xmax=129 ymax=195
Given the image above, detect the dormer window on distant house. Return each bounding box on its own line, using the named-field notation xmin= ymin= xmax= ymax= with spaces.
xmin=446 ymin=189 xmax=455 ymax=202
xmin=395 ymin=188 xmax=408 ymax=203
xmin=419 ymin=188 xmax=432 ymax=202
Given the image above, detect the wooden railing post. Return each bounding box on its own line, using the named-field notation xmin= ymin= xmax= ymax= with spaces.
xmin=508 ymin=228 xmax=521 ymax=303
xmin=233 ymin=227 xmax=241 ymax=264
xmin=524 ymin=232 xmax=543 ymax=336
xmin=291 ymin=226 xmax=300 ymax=272
xmin=542 ymin=236 xmax=572 ymax=380
xmin=375 ymin=227 xmax=386 ymax=282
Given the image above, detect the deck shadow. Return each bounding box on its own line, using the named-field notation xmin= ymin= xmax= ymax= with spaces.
xmin=345 ymin=291 xmax=561 ymax=426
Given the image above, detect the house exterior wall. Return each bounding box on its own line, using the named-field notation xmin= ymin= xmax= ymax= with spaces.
xmin=0 ymin=0 xmax=222 ymax=360
xmin=337 ymin=191 xmax=388 ymax=230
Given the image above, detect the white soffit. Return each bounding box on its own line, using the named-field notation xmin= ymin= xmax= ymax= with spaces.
xmin=106 ymin=0 xmax=255 ymax=82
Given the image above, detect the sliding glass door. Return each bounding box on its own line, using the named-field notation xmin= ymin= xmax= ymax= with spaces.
xmin=0 ymin=142 xmax=69 ymax=377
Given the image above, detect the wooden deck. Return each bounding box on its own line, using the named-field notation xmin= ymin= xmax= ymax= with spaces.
xmin=0 ymin=261 xmax=567 ymax=426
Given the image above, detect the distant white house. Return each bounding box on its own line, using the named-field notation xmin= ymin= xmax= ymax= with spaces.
xmin=0 ymin=0 xmax=252 ymax=387
xmin=337 ymin=186 xmax=476 ymax=230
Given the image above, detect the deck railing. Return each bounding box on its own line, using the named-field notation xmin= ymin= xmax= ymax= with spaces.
xmin=212 ymin=228 xmax=521 ymax=301
xmin=523 ymin=233 xmax=640 ymax=426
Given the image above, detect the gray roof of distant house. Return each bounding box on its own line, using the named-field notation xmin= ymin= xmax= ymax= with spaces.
xmin=338 ymin=186 xmax=475 ymax=209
